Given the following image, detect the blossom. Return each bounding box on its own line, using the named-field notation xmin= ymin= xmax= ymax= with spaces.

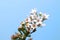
xmin=36 ymin=21 xmax=42 ymax=27
xmin=11 ymin=34 xmax=19 ymax=39
xmin=31 ymin=24 xmax=37 ymax=30
xmin=39 ymin=12 xmax=43 ymax=16
xmin=30 ymin=15 xmax=34 ymax=20
xmin=25 ymin=17 xmax=31 ymax=23
xmin=25 ymin=22 xmax=30 ymax=27
xmin=11 ymin=9 xmax=49 ymax=40
xmin=30 ymin=15 xmax=38 ymax=21
xmin=30 ymin=8 xmax=37 ymax=15
xmin=43 ymin=13 xmax=49 ymax=20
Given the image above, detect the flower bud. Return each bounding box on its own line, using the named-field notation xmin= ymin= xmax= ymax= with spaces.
xmin=11 ymin=34 xmax=18 ymax=39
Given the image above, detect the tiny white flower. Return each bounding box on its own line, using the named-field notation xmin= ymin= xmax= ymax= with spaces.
xmin=36 ymin=21 xmax=42 ymax=27
xmin=37 ymin=16 xmax=40 ymax=20
xmin=30 ymin=8 xmax=37 ymax=15
xmin=30 ymin=15 xmax=34 ymax=20
xmin=37 ymin=18 xmax=42 ymax=22
xmin=28 ymin=17 xmax=31 ymax=22
xmin=29 ymin=24 xmax=32 ymax=28
xmin=32 ymin=20 xmax=37 ymax=24
xmin=31 ymin=24 xmax=37 ymax=30
xmin=43 ymin=13 xmax=49 ymax=19
xmin=25 ymin=17 xmax=31 ymax=22
xmin=33 ymin=15 xmax=38 ymax=20
xmin=30 ymin=15 xmax=38 ymax=20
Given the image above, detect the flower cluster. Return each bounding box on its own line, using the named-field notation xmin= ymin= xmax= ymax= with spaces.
xmin=11 ymin=8 xmax=49 ymax=40
xmin=22 ymin=9 xmax=49 ymax=30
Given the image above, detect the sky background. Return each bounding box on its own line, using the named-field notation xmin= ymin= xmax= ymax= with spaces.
xmin=0 ymin=0 xmax=60 ymax=40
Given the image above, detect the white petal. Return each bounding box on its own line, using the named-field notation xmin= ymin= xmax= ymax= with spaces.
xmin=39 ymin=12 xmax=42 ymax=15
xmin=25 ymin=17 xmax=31 ymax=22
xmin=28 ymin=17 xmax=31 ymax=22
xmin=41 ymin=23 xmax=46 ymax=26
xmin=30 ymin=8 xmax=37 ymax=15
xmin=30 ymin=15 xmax=34 ymax=19
xmin=31 ymin=24 xmax=37 ymax=30
xmin=43 ymin=14 xmax=49 ymax=19
xmin=36 ymin=21 xmax=42 ymax=26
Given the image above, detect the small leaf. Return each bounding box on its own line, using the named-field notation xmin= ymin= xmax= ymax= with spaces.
xmin=39 ymin=13 xmax=42 ymax=16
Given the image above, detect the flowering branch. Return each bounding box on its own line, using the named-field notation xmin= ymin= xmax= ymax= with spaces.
xmin=11 ymin=8 xmax=49 ymax=40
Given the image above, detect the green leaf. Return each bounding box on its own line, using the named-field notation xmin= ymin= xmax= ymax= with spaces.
xmin=39 ymin=14 xmax=42 ymax=16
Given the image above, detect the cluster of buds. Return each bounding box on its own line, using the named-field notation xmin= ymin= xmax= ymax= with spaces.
xmin=11 ymin=8 xmax=49 ymax=40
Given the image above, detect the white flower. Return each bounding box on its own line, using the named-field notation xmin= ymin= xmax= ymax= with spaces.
xmin=30 ymin=8 xmax=37 ymax=15
xmin=32 ymin=20 xmax=37 ymax=24
xmin=25 ymin=17 xmax=31 ymax=22
xmin=28 ymin=17 xmax=31 ymax=22
xmin=30 ymin=14 xmax=38 ymax=20
xmin=37 ymin=18 xmax=42 ymax=22
xmin=31 ymin=24 xmax=37 ymax=30
xmin=25 ymin=22 xmax=30 ymax=27
xmin=43 ymin=13 xmax=49 ymax=19
xmin=26 ymin=23 xmax=37 ymax=30
xmin=34 ymin=15 xmax=38 ymax=20
xmin=36 ymin=21 xmax=42 ymax=27
xmin=30 ymin=15 xmax=34 ymax=20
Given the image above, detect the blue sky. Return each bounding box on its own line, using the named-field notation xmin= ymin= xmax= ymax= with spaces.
xmin=0 ymin=0 xmax=60 ymax=40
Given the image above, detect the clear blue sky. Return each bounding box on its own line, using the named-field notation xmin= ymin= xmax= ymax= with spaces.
xmin=0 ymin=0 xmax=60 ymax=40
